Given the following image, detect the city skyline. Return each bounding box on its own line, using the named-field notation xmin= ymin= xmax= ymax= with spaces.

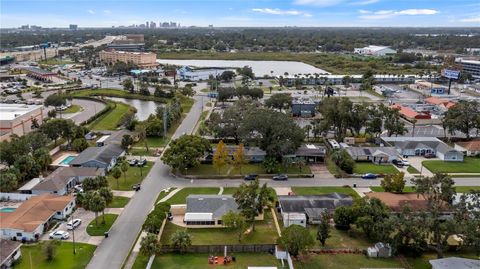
xmin=1 ymin=0 xmax=480 ymax=28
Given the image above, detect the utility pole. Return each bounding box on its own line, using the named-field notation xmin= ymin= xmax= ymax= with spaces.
xmin=163 ymin=105 xmax=168 ymax=138
xmin=71 ymin=211 xmax=76 ymax=254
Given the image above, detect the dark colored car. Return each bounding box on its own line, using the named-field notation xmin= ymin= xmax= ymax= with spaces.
xmin=128 ymin=159 xmax=138 ymax=166
xmin=272 ymin=174 xmax=288 ymax=181
xmin=137 ymin=159 xmax=147 ymax=167
xmin=167 ymin=212 xmax=173 ymax=221
xmin=244 ymin=174 xmax=258 ymax=181
xmin=132 ymin=184 xmax=141 ymax=191
xmin=361 ymin=173 xmax=378 ymax=179
xmin=424 ymin=153 xmax=436 ymax=159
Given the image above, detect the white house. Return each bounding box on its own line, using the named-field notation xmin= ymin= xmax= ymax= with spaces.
xmin=382 ymin=137 xmax=464 ymax=162
xmin=454 ymin=141 xmax=480 ymax=157
xmin=354 ymin=45 xmax=397 ymax=56
xmin=0 ymin=194 xmax=75 ymax=241
xmin=70 ymin=144 xmax=125 ymax=172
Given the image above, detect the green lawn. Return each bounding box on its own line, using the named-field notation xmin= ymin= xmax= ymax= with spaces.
xmin=86 ymin=214 xmax=118 ymax=236
xmin=63 ymin=104 xmax=82 ymax=113
xmin=89 ymin=101 xmax=132 ymax=130
xmin=295 ymin=254 xmax=404 ymax=269
xmin=166 ymin=187 xmax=220 ymax=204
xmin=308 ymin=226 xmax=371 ymax=249
xmin=186 ymin=163 xmax=312 ymax=176
xmin=107 ymin=196 xmax=130 ymax=208
xmin=292 ymin=187 xmax=360 ymax=199
xmin=16 ymin=241 xmax=96 ymax=269
xmin=160 ymin=211 xmax=279 ymax=245
xmin=132 ymin=253 xmax=283 ymax=269
xmin=369 ymin=186 xmax=417 ymax=193
xmin=455 ymin=186 xmax=480 ymax=193
xmin=155 ymin=187 xmax=177 ymax=203
xmin=407 ymin=166 xmax=420 ymax=174
xmin=107 ymin=161 xmax=153 ymax=190
xmin=353 ymin=162 xmax=398 ymax=175
xmin=423 ymin=157 xmax=480 ymax=173
xmin=128 ymin=147 xmax=156 ymax=156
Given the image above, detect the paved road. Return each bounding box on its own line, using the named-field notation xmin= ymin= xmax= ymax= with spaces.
xmin=68 ymin=98 xmax=106 ymax=124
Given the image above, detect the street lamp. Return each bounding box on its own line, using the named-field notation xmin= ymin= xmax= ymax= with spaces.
xmin=71 ymin=209 xmax=76 ymax=255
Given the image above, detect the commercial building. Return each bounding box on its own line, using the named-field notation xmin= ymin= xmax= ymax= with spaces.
xmin=414 ymin=80 xmax=447 ymax=95
xmin=0 ymin=194 xmax=75 ymax=241
xmin=19 ymin=67 xmax=56 ymax=82
xmin=390 ymin=104 xmax=431 ymax=121
xmin=176 ymin=66 xmax=227 ymax=81
xmin=382 ymin=137 xmax=464 ymax=162
xmin=353 ymin=45 xmax=397 ymax=56
xmin=99 ymin=50 xmax=157 ymax=68
xmin=456 ymin=59 xmax=480 ymax=79
xmin=0 ymin=104 xmax=52 ymax=142
xmin=184 ymin=195 xmax=239 ymax=226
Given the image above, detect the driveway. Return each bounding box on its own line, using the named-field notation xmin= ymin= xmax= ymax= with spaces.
xmin=309 ymin=164 xmax=334 ymax=179
xmin=408 ymin=156 xmax=434 ymax=177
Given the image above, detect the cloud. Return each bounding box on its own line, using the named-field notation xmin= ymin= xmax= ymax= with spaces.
xmin=350 ymin=0 xmax=379 ymax=6
xmin=460 ymin=16 xmax=480 ymax=23
xmin=252 ymin=8 xmax=312 ymax=17
xmin=359 ymin=9 xmax=438 ymax=20
xmin=293 ymin=0 xmax=344 ymax=7
xmin=103 ymin=10 xmax=111 ymax=14
xmin=87 ymin=10 xmax=95 ymax=14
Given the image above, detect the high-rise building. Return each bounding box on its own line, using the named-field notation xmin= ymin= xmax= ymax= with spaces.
xmin=150 ymin=21 xmax=156 ymax=28
xmin=146 ymin=21 xmax=149 ymax=28
xmin=69 ymin=24 xmax=78 ymax=30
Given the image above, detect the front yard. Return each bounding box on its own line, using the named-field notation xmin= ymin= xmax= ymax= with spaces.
xmin=107 ymin=196 xmax=130 ymax=208
xmin=166 ymin=187 xmax=220 ymax=205
xmin=160 ymin=211 xmax=279 ymax=245
xmin=16 ymin=241 xmax=96 ymax=269
xmin=423 ymin=157 xmax=480 ymax=174
xmin=353 ymin=162 xmax=398 ymax=175
xmin=292 ymin=187 xmax=360 ymax=199
xmin=107 ymin=161 xmax=153 ymax=190
xmin=86 ymin=214 xmax=118 ymax=236
xmin=185 ymin=163 xmax=312 ymax=177
xmin=132 ymin=253 xmax=283 ymax=269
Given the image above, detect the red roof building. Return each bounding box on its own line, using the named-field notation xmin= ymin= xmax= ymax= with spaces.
xmin=390 ymin=104 xmax=431 ymax=120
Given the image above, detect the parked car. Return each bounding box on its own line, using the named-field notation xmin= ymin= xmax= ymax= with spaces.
xmin=392 ymin=159 xmax=404 ymax=167
xmin=361 ymin=173 xmax=378 ymax=179
xmin=424 ymin=153 xmax=436 ymax=159
xmin=73 ymin=185 xmax=83 ymax=193
xmin=128 ymin=159 xmax=138 ymax=166
xmin=244 ymin=174 xmax=258 ymax=181
xmin=66 ymin=219 xmax=82 ymax=230
xmin=49 ymin=230 xmax=70 ymax=240
xmin=137 ymin=159 xmax=147 ymax=167
xmin=272 ymin=174 xmax=288 ymax=181
xmin=167 ymin=212 xmax=173 ymax=221
xmin=132 ymin=184 xmax=141 ymax=191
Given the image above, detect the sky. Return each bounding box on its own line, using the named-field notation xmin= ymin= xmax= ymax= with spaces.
xmin=1 ymin=0 xmax=480 ymax=28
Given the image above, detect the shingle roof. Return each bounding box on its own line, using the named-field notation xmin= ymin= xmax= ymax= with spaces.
xmin=456 ymin=141 xmax=480 ymax=151
xmin=382 ymin=137 xmax=459 ymax=155
xmin=0 ymin=194 xmax=74 ymax=232
xmin=346 ymin=147 xmax=398 ymax=158
xmin=70 ymin=144 xmax=124 ymax=166
xmin=0 ymin=239 xmax=21 ymax=265
xmin=31 ymin=167 xmax=103 ymax=192
xmin=186 ymin=195 xmax=239 ymax=219
xmin=429 ymin=257 xmax=480 ymax=269
xmin=279 ymin=193 xmax=353 ymax=213
xmin=295 ymin=144 xmax=326 ymax=157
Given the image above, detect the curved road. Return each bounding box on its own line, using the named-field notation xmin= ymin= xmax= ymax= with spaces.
xmin=87 ymin=90 xmax=480 ymax=269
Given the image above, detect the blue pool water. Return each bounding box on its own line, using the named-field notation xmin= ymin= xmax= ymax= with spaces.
xmin=60 ymin=155 xmax=76 ymax=165
xmin=0 ymin=207 xmax=16 ymax=213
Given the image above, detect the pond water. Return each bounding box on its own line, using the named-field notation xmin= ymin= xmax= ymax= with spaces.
xmin=106 ymin=97 xmax=161 ymax=121
xmin=156 ymin=59 xmax=329 ymax=77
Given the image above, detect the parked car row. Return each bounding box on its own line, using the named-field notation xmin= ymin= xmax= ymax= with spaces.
xmin=128 ymin=158 xmax=147 ymax=167
xmin=243 ymin=174 xmax=289 ymax=181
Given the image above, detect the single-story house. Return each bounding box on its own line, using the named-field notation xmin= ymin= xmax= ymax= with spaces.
xmin=390 ymin=104 xmax=431 ymax=121
xmin=0 ymin=239 xmax=21 ymax=269
xmin=184 ymin=195 xmax=239 ymax=226
xmin=365 ymin=192 xmax=452 ymax=215
xmin=19 ymin=167 xmax=104 ymax=195
xmin=346 ymin=146 xmax=399 ymax=164
xmin=382 ymin=137 xmax=464 ymax=162
xmin=70 ymin=144 xmax=125 ymax=172
xmin=0 ymin=194 xmax=75 ymax=241
xmin=278 ymin=193 xmax=353 ymax=227
xmin=292 ymin=144 xmax=326 ymax=163
xmin=454 ymin=141 xmax=480 ymax=157
xmin=429 ymin=257 xmax=480 ymax=269
xmin=206 ymin=146 xmax=266 ymax=163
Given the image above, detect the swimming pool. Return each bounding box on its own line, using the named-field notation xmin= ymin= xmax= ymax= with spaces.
xmin=60 ymin=155 xmax=76 ymax=165
xmin=0 ymin=207 xmax=16 ymax=213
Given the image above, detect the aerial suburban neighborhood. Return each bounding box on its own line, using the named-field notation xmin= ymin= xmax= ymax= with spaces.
xmin=0 ymin=1 xmax=480 ymax=269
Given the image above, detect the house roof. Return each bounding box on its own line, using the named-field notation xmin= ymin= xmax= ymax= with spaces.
xmin=346 ymin=147 xmax=399 ymax=158
xmin=390 ymin=104 xmax=420 ymax=119
xmin=186 ymin=195 xmax=239 ymax=220
xmin=0 ymin=194 xmax=74 ymax=232
xmin=295 ymin=144 xmax=326 ymax=157
xmin=455 ymin=141 xmax=480 ymax=151
xmin=279 ymin=193 xmax=353 ymax=213
xmin=429 ymin=257 xmax=480 ymax=269
xmin=70 ymin=144 xmax=124 ymax=166
xmin=0 ymin=239 xmax=21 ymax=265
xmin=31 ymin=167 xmax=103 ymax=192
xmin=365 ymin=192 xmax=430 ymax=212
xmin=211 ymin=146 xmax=266 ymax=157
xmin=382 ymin=137 xmax=460 ymax=155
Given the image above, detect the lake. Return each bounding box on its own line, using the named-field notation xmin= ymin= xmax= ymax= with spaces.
xmin=105 ymin=97 xmax=161 ymax=121
xmin=156 ymin=59 xmax=329 ymax=76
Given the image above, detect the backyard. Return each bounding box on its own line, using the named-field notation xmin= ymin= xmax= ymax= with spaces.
xmin=88 ymin=101 xmax=132 ymax=130
xmin=166 ymin=187 xmax=220 ymax=204
xmin=292 ymin=187 xmax=360 ymax=199
xmin=307 ymin=226 xmax=371 ymax=249
xmin=160 ymin=211 xmax=279 ymax=245
xmin=353 ymin=162 xmax=398 ymax=175
xmin=423 ymin=157 xmax=480 ymax=174
xmin=294 ymin=253 xmax=404 ymax=269
xmin=16 ymin=242 xmax=96 ymax=269
xmin=107 ymin=161 xmax=153 ymax=190
xmin=86 ymin=214 xmax=118 ymax=236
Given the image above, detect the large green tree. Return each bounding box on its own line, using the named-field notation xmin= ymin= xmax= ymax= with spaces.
xmin=443 ymin=100 xmax=480 ymax=139
xmin=264 ymin=93 xmax=293 ymax=111
xmin=277 ymin=225 xmax=314 ymax=258
xmin=222 ymin=210 xmax=247 ymax=242
xmin=140 ymin=233 xmax=160 ymax=257
xmin=161 ymin=135 xmax=211 ymax=173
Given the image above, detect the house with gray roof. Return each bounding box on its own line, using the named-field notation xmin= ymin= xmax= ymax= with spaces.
xmin=278 ymin=193 xmax=353 ymax=227
xmin=70 ymin=144 xmax=125 ymax=172
xmin=293 ymin=144 xmax=326 ymax=163
xmin=206 ymin=145 xmax=266 ymax=163
xmin=184 ymin=195 xmax=239 ymax=226
xmin=382 ymin=137 xmax=463 ymax=162
xmin=346 ymin=146 xmax=399 ymax=164
xmin=429 ymin=257 xmax=480 ymax=269
xmin=20 ymin=167 xmax=103 ymax=195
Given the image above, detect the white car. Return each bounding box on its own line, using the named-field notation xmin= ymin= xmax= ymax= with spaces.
xmin=49 ymin=230 xmax=70 ymax=240
xmin=66 ymin=219 xmax=82 ymax=230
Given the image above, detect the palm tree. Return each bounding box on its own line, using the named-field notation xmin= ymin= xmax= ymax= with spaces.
xmin=135 ymin=123 xmax=149 ymax=152
xmin=170 ymin=230 xmax=192 ymax=254
xmin=89 ymin=192 xmax=106 ymax=226
xmin=120 ymin=160 xmax=129 ymax=183
xmin=111 ymin=167 xmax=122 ymax=189
xmin=99 ymin=187 xmax=113 ymax=224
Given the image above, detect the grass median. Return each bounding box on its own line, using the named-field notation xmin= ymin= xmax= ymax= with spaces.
xmin=86 ymin=214 xmax=118 ymax=236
